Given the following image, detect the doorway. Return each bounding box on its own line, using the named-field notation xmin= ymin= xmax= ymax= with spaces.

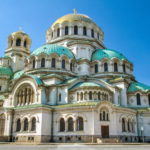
xmin=101 ymin=125 xmax=109 ymax=138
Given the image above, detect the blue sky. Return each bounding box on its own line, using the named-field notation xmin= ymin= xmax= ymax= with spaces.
xmin=0 ymin=0 xmax=150 ymax=84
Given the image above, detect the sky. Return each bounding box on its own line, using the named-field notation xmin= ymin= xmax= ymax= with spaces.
xmin=0 ymin=0 xmax=150 ymax=85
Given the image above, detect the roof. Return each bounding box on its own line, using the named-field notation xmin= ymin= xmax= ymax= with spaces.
xmin=31 ymin=44 xmax=75 ymax=59
xmin=52 ymin=13 xmax=96 ymax=27
xmin=128 ymin=82 xmax=150 ymax=93
xmin=69 ymin=82 xmax=104 ymax=90
xmin=91 ymin=49 xmax=130 ymax=62
xmin=0 ymin=95 xmax=5 ymax=101
xmin=0 ymin=67 xmax=13 ymax=77
xmin=12 ymin=70 xmax=24 ymax=80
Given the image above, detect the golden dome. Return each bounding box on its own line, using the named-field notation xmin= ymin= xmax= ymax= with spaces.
xmin=52 ymin=13 xmax=96 ymax=27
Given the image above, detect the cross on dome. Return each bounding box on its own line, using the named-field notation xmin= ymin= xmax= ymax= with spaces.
xmin=73 ymin=8 xmax=77 ymax=14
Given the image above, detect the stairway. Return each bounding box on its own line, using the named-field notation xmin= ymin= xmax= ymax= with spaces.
xmin=97 ymin=138 xmax=120 ymax=143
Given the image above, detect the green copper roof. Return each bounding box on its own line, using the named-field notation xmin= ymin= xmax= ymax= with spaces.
xmin=13 ymin=70 xmax=24 ymax=80
xmin=128 ymin=82 xmax=150 ymax=92
xmin=91 ymin=49 xmax=129 ymax=62
xmin=31 ymin=44 xmax=75 ymax=59
xmin=0 ymin=67 xmax=13 ymax=77
xmin=69 ymin=82 xmax=104 ymax=90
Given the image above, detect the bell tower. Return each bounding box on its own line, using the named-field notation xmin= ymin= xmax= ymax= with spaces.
xmin=5 ymin=31 xmax=31 ymax=72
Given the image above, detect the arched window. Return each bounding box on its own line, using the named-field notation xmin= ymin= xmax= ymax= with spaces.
xmin=31 ymin=117 xmax=36 ymax=131
xmin=76 ymin=117 xmax=84 ymax=131
xmin=123 ymin=64 xmax=126 ymax=73
xmin=95 ymin=64 xmax=98 ymax=73
xmin=100 ymin=113 xmax=102 ymax=121
xmin=33 ymin=59 xmax=35 ymax=68
xmin=59 ymin=93 xmax=61 ymax=102
xmin=83 ymin=26 xmax=87 ymax=36
xmin=80 ymin=92 xmax=83 ymax=101
xmin=68 ymin=117 xmax=74 ymax=131
xmin=148 ymin=94 xmax=150 ymax=106
xmin=24 ymin=40 xmax=27 ymax=48
xmin=16 ymin=38 xmax=21 ymax=46
xmin=41 ymin=58 xmax=45 ymax=68
xmin=51 ymin=58 xmax=56 ymax=68
xmin=23 ymin=118 xmax=28 ymax=131
xmin=91 ymin=29 xmax=94 ymax=37
xmin=104 ymin=62 xmax=108 ymax=72
xmin=74 ymin=26 xmax=78 ymax=35
xmin=51 ymin=32 xmax=53 ymax=39
xmin=0 ymin=114 xmax=5 ymax=136
xmin=65 ymin=26 xmax=68 ymax=35
xmin=97 ymin=33 xmax=99 ymax=39
xmin=16 ymin=118 xmax=21 ymax=132
xmin=62 ymin=59 xmax=65 ymax=69
xmin=89 ymin=91 xmax=92 ymax=100
xmin=114 ymin=63 xmax=118 ymax=72
xmin=77 ymin=92 xmax=79 ymax=101
xmin=70 ymin=63 xmax=73 ymax=71
xmin=103 ymin=111 xmax=105 ymax=120
xmin=57 ymin=28 xmax=60 ymax=37
xmin=136 ymin=93 xmax=141 ymax=105
xmin=98 ymin=92 xmax=101 ymax=100
xmin=128 ymin=120 xmax=131 ymax=132
xmin=60 ymin=118 xmax=65 ymax=132
xmin=122 ymin=118 xmax=126 ymax=132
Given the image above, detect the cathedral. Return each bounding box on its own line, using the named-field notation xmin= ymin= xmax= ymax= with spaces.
xmin=0 ymin=11 xmax=150 ymax=143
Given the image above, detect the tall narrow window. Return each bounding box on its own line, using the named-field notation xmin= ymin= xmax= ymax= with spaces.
xmin=104 ymin=62 xmax=108 ymax=72
xmin=24 ymin=40 xmax=27 ymax=48
xmin=122 ymin=118 xmax=126 ymax=132
xmin=98 ymin=92 xmax=101 ymax=100
xmin=16 ymin=119 xmax=21 ymax=132
xmin=74 ymin=26 xmax=78 ymax=35
xmin=65 ymin=26 xmax=68 ymax=35
xmin=59 ymin=94 xmax=61 ymax=102
xmin=136 ymin=93 xmax=141 ymax=105
xmin=41 ymin=58 xmax=45 ymax=68
xmin=91 ymin=29 xmax=94 ymax=37
xmin=51 ymin=32 xmax=53 ymax=39
xmin=114 ymin=63 xmax=118 ymax=72
xmin=33 ymin=59 xmax=35 ymax=68
xmin=83 ymin=26 xmax=87 ymax=36
xmin=76 ymin=117 xmax=84 ymax=131
xmin=62 ymin=59 xmax=65 ymax=69
xmin=0 ymin=86 xmax=2 ymax=91
xmin=70 ymin=63 xmax=73 ymax=71
xmin=57 ymin=28 xmax=60 ymax=37
xmin=123 ymin=64 xmax=126 ymax=73
xmin=31 ymin=117 xmax=36 ymax=131
xmin=68 ymin=117 xmax=74 ymax=131
xmin=51 ymin=58 xmax=56 ymax=68
xmin=16 ymin=38 xmax=21 ymax=46
xmin=89 ymin=91 xmax=92 ymax=100
xmin=0 ymin=114 xmax=5 ymax=136
xmin=97 ymin=33 xmax=99 ymax=39
xmin=60 ymin=118 xmax=65 ymax=132
xmin=148 ymin=94 xmax=150 ymax=106
xmin=23 ymin=118 xmax=28 ymax=131
xmin=81 ymin=92 xmax=83 ymax=101
xmin=95 ymin=64 xmax=98 ymax=73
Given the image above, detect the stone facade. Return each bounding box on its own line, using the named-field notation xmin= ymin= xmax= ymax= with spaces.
xmin=0 ymin=12 xmax=150 ymax=143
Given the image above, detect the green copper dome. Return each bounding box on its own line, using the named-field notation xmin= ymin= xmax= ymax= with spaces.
xmin=31 ymin=44 xmax=75 ymax=59
xmin=91 ymin=49 xmax=129 ymax=62
xmin=128 ymin=82 xmax=150 ymax=93
xmin=69 ymin=82 xmax=104 ymax=90
xmin=0 ymin=67 xmax=13 ymax=77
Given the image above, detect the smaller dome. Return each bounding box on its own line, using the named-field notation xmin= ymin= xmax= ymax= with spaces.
xmin=0 ymin=67 xmax=13 ymax=77
xmin=11 ymin=31 xmax=28 ymax=36
xmin=31 ymin=44 xmax=75 ymax=59
xmin=91 ymin=49 xmax=129 ymax=62
xmin=70 ymin=82 xmax=104 ymax=90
